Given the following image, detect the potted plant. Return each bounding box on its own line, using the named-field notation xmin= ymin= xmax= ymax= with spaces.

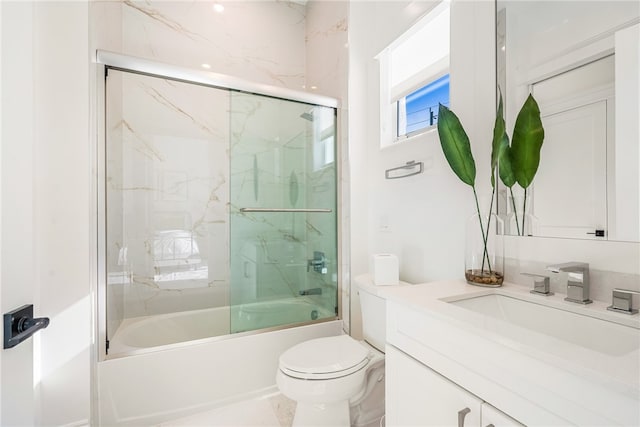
xmin=437 ymin=93 xmax=544 ymax=286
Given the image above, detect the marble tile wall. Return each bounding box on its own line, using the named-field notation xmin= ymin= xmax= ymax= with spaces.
xmin=305 ymin=0 xmax=350 ymax=330
xmin=120 ymin=0 xmax=307 ymax=90
xmin=99 ymin=0 xmax=347 ymax=331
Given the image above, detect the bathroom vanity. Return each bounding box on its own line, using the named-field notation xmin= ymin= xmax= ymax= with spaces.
xmin=384 ymin=281 xmax=640 ymax=426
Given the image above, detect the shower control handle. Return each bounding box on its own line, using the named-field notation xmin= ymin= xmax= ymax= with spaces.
xmin=307 ymin=251 xmax=327 ymax=274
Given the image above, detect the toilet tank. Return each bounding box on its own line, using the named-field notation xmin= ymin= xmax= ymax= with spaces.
xmin=355 ymin=275 xmax=391 ymax=352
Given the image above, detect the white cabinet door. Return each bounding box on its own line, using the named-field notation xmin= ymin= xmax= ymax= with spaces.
xmin=481 ymin=403 xmax=525 ymax=427
xmin=387 ymin=346 xmax=482 ymax=426
xmin=531 ymin=55 xmax=612 ymax=240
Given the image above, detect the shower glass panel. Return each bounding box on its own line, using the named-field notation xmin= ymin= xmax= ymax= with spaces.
xmin=229 ymin=92 xmax=338 ymax=333
xmin=105 ymin=67 xmax=338 ymax=354
xmin=105 ymin=69 xmax=231 ymax=350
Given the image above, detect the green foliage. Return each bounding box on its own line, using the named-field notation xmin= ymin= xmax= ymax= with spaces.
xmin=436 ymin=92 xmax=545 ymax=245
xmin=437 ymin=104 xmax=476 ymax=187
xmin=510 ymin=94 xmax=545 ymax=189
xmin=491 ymin=94 xmax=508 ymax=188
xmin=498 ymin=143 xmax=516 ymax=188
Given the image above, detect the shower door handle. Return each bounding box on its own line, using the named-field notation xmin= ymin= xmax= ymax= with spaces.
xmin=239 ymin=208 xmax=332 ymax=213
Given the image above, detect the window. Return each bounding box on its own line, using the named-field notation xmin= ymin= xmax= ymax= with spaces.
xmin=378 ymin=1 xmax=450 ymax=145
xmin=397 ymin=74 xmax=450 ymax=138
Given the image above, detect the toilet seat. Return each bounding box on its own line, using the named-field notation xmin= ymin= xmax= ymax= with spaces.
xmin=279 ymin=335 xmax=370 ymax=380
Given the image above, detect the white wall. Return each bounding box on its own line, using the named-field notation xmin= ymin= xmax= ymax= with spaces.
xmin=1 ymin=1 xmax=91 ymax=426
xmin=348 ymin=0 xmax=496 ymax=338
xmin=350 ymin=0 xmax=639 ymax=330
xmin=33 ymin=2 xmax=91 ymax=425
xmin=1 ymin=2 xmax=37 ymax=425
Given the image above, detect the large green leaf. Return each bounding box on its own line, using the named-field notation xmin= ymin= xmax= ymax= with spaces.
xmin=511 ymin=94 xmax=544 ymax=189
xmin=499 ymin=140 xmax=516 ymax=188
xmin=491 ymin=93 xmax=507 ymax=188
xmin=437 ymin=104 xmax=476 ymax=187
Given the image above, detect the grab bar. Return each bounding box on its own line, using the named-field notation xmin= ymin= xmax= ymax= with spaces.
xmin=240 ymin=208 xmax=332 ymax=213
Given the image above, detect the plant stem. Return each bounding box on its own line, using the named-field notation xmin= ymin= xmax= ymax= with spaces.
xmin=509 ymin=187 xmax=521 ymax=236
xmin=472 ymin=187 xmax=492 ymax=274
xmin=522 ymin=188 xmax=527 ymax=235
xmin=483 ymin=188 xmax=496 ymax=273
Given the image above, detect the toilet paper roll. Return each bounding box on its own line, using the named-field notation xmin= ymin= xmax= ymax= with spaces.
xmin=371 ymin=254 xmax=399 ymax=286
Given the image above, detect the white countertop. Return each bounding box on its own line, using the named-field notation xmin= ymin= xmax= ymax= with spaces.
xmin=381 ymin=279 xmax=640 ymax=426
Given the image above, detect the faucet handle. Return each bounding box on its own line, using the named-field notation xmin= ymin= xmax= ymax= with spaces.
xmin=521 ymin=272 xmax=553 ymax=296
xmin=606 ymin=289 xmax=640 ymax=315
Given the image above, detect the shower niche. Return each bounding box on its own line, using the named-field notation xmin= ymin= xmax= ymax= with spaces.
xmin=104 ymin=68 xmax=338 ymax=355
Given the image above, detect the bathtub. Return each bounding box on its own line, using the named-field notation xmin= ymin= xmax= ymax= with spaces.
xmin=108 ymin=297 xmax=335 ymax=354
xmin=99 ymin=316 xmax=342 ymax=426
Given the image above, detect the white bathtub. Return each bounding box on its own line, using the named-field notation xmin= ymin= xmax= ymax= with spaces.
xmin=99 ymin=319 xmax=343 ymax=426
xmin=108 ymin=297 xmax=334 ymax=354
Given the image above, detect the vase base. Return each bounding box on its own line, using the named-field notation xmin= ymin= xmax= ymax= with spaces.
xmin=465 ymin=269 xmax=504 ymax=287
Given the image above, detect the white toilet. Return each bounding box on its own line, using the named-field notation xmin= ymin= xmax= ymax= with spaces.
xmin=276 ymin=275 xmax=405 ymax=427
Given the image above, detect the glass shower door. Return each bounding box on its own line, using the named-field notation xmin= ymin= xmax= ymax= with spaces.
xmin=229 ymin=92 xmax=338 ymax=333
xmin=105 ymin=69 xmax=231 ymax=352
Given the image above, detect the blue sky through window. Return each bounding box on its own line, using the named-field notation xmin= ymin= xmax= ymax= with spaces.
xmin=404 ymin=74 xmax=450 ymax=134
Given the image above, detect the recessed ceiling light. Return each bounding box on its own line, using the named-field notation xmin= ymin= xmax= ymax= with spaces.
xmin=201 ymin=63 xmax=211 ymax=69
xmin=213 ymin=3 xmax=224 ymax=13
xmin=310 ymin=86 xmax=317 ymax=90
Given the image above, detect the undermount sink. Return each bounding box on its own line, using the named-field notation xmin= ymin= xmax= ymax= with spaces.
xmin=449 ymin=294 xmax=640 ymax=357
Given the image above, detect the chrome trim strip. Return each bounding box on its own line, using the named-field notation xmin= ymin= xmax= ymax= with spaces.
xmin=95 ymin=50 xmax=339 ymax=108
xmin=96 ymin=63 xmax=108 ymax=363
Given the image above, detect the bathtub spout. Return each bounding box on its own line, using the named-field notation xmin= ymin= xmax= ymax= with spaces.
xmin=299 ymin=288 xmax=322 ymax=296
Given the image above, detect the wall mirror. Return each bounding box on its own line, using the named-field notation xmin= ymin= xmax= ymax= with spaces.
xmin=496 ymin=1 xmax=639 ymax=242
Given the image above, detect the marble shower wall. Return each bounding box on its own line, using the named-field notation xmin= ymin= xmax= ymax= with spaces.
xmin=120 ymin=0 xmax=307 ymax=90
xmin=305 ymin=0 xmax=349 ymax=330
xmin=99 ymin=0 xmax=348 ymax=328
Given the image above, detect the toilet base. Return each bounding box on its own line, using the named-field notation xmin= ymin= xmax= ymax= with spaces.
xmin=292 ymin=400 xmax=350 ymax=427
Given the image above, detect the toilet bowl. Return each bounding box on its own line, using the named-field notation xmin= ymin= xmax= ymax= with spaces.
xmin=276 ymin=274 xmax=408 ymax=427
xmin=276 ymin=335 xmax=384 ymax=426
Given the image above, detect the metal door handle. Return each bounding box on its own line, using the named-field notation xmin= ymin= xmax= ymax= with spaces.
xmin=4 ymin=304 xmax=50 ymax=349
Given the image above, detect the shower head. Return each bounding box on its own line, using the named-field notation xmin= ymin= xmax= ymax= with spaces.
xmin=299 ymin=111 xmax=314 ymax=122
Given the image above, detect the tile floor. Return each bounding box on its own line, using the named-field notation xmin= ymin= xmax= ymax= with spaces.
xmin=158 ymin=393 xmax=296 ymax=427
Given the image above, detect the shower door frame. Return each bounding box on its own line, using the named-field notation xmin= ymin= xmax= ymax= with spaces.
xmin=95 ymin=51 xmax=344 ymax=361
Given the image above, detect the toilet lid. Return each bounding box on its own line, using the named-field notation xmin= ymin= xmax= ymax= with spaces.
xmin=279 ymin=335 xmax=370 ymax=380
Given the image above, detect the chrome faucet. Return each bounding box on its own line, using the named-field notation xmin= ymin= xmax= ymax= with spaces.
xmin=521 ymin=272 xmax=553 ymax=296
xmin=607 ymin=289 xmax=640 ymax=315
xmin=546 ymin=262 xmax=592 ymax=304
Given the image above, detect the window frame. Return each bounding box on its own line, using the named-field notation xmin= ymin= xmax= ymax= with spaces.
xmin=377 ymin=0 xmax=451 ymax=147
